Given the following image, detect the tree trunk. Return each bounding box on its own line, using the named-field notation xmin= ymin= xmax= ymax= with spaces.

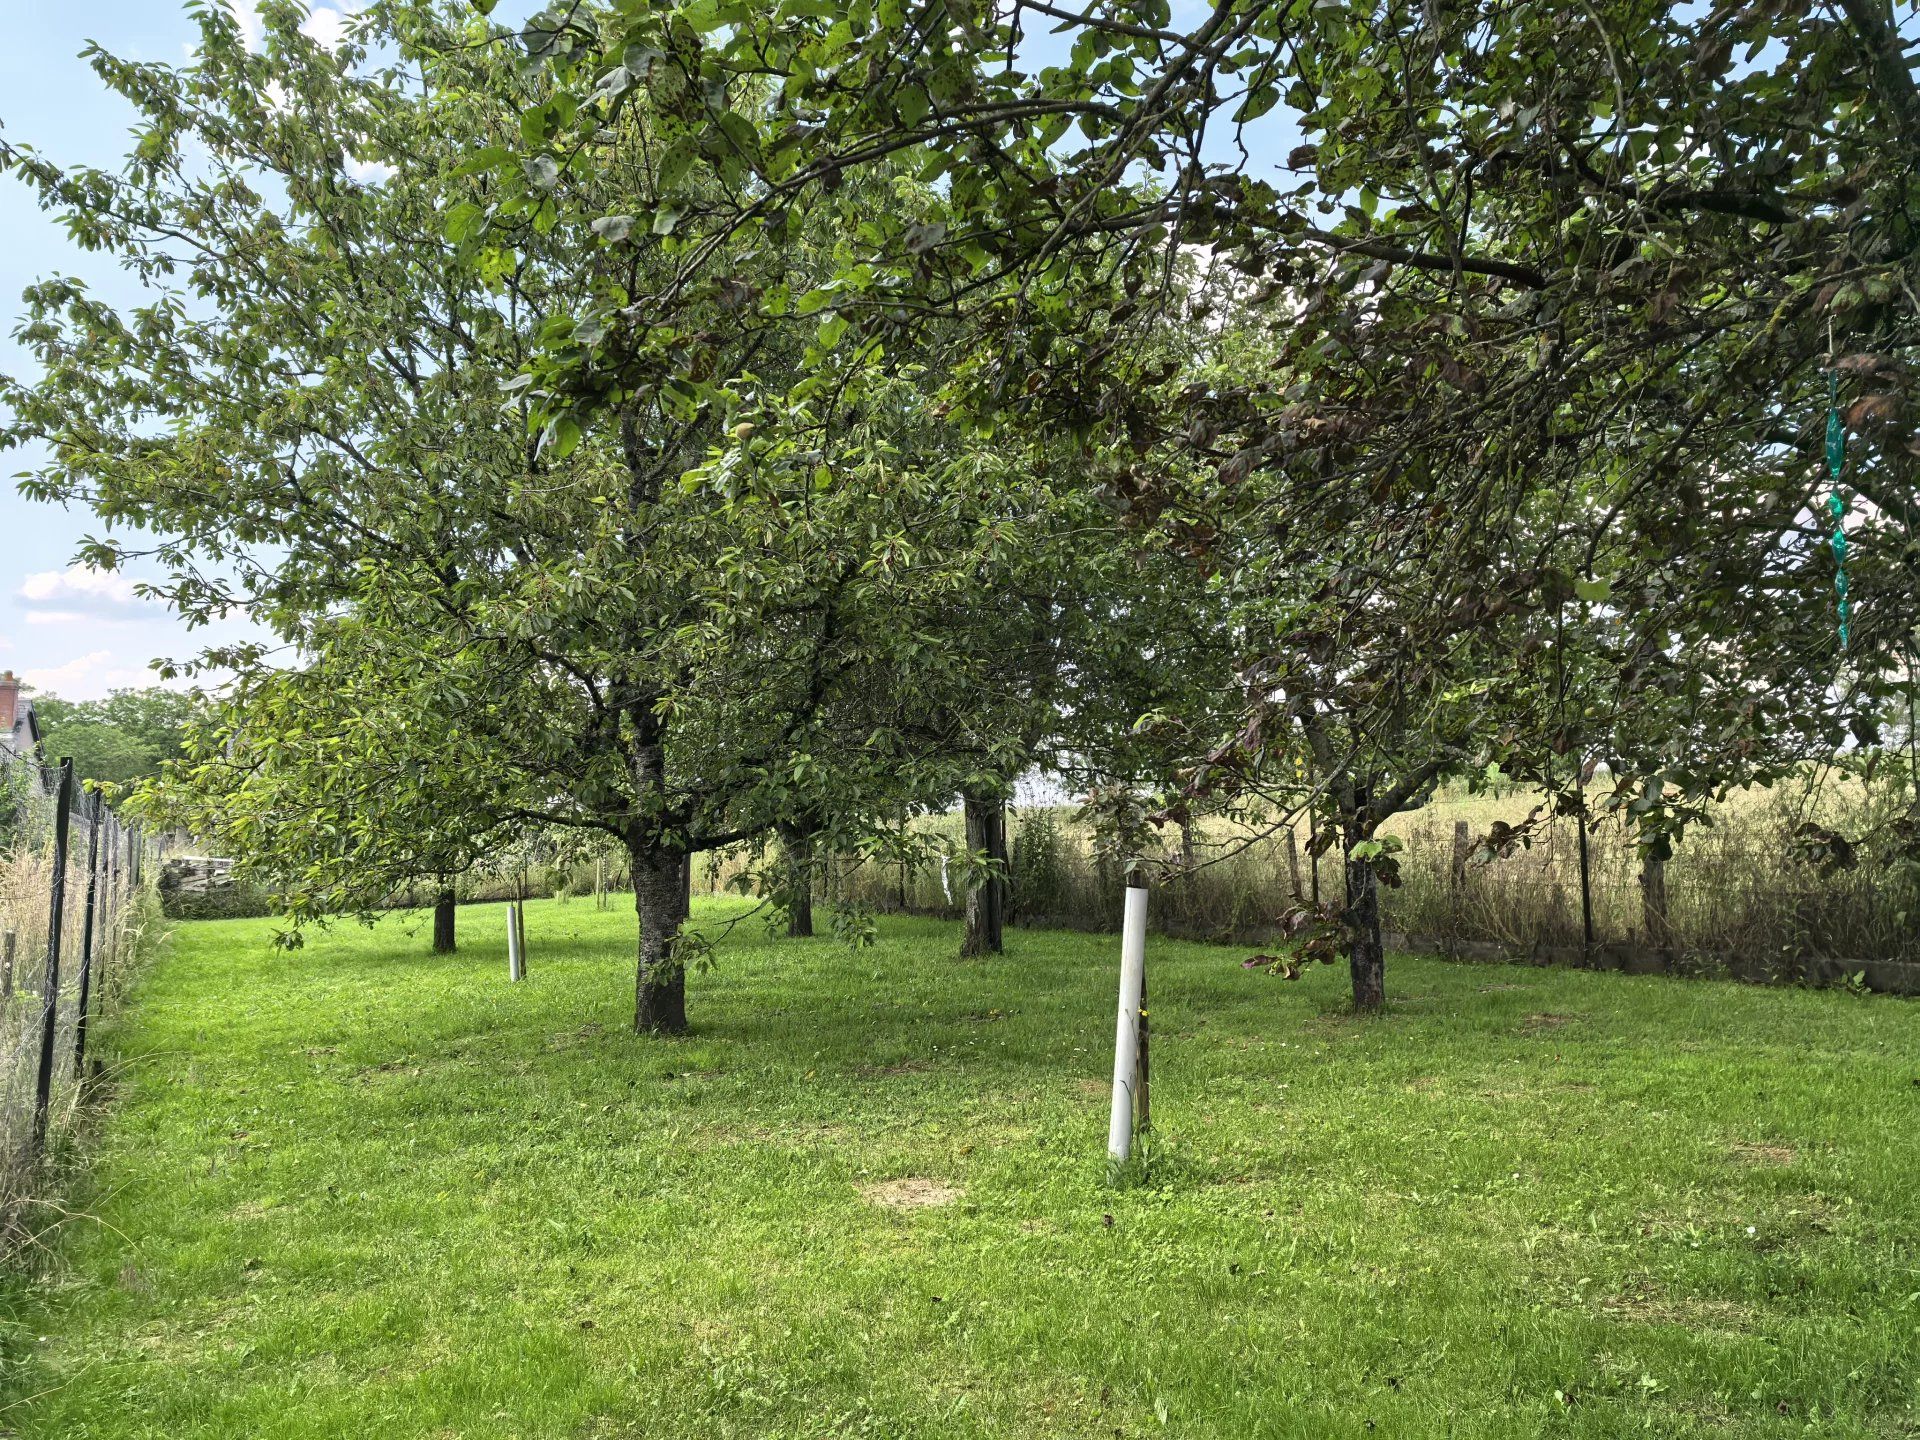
xmin=960 ymin=790 xmax=1007 ymax=956
xmin=777 ymin=821 xmax=815 ymax=938
xmin=1345 ymin=846 xmax=1385 ymax=1010
xmin=633 ymin=847 xmax=689 ymax=1035
xmin=432 ymin=886 xmax=456 ymax=953
xmin=1343 ymin=785 xmax=1385 ymax=1010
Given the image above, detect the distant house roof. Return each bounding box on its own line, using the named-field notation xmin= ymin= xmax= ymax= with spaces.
xmin=0 ymin=670 xmax=47 ymax=789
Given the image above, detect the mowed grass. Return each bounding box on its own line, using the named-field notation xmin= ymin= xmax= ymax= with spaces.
xmin=5 ymin=900 xmax=1920 ymax=1439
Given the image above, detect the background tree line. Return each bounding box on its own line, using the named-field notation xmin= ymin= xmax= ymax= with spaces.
xmin=28 ymin=688 xmax=198 ymax=789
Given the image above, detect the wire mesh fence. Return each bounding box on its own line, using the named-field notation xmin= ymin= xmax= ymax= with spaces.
xmin=0 ymin=755 xmax=156 ymax=1233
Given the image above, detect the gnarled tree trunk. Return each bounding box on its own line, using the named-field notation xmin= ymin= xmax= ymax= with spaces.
xmin=960 ymin=790 xmax=1007 ymax=957
xmin=1343 ymin=785 xmax=1385 ymax=1011
xmin=633 ymin=847 xmax=689 ymax=1035
xmin=776 ymin=819 xmax=815 ymax=938
xmin=432 ymin=885 xmax=456 ymax=954
xmin=1345 ymin=847 xmax=1385 ymax=1010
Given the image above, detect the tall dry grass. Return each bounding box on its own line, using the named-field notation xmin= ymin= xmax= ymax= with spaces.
xmin=175 ymin=772 xmax=1918 ymax=974
xmin=0 ymin=802 xmax=158 ymax=1249
xmin=758 ymin=778 xmax=1920 ymax=970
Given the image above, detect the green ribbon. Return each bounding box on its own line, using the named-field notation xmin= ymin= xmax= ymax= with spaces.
xmin=1826 ymin=371 xmax=1850 ymax=650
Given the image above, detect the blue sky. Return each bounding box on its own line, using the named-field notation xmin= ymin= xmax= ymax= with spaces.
xmin=0 ymin=3 xmax=303 ymax=701
xmin=0 ymin=1 xmax=1296 ymax=703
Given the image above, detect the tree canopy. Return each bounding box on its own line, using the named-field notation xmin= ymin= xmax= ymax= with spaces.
xmin=7 ymin=0 xmax=1918 ymax=1015
xmin=2 ymin=0 xmax=1194 ymax=1026
xmin=460 ymin=0 xmax=1920 ymax=1002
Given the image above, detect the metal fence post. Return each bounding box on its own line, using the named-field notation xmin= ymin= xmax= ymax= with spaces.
xmin=32 ymin=759 xmax=74 ymax=1156
xmin=73 ymin=793 xmax=103 ymax=1080
xmin=106 ymin=812 xmax=120 ymax=946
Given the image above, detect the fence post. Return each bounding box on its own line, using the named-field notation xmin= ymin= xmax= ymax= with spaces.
xmin=73 ymin=794 xmax=103 ymax=1079
xmin=109 ymin=812 xmax=122 ymax=943
xmin=1 ymin=931 xmax=14 ymax=1002
xmin=32 ymin=759 xmax=75 ymax=1156
xmin=1575 ymin=818 xmax=1596 ymax=951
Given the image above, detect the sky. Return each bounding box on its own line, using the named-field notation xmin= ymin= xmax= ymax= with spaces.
xmin=0 ymin=0 xmax=1296 ymax=703
xmin=0 ymin=0 xmax=534 ymax=704
xmin=0 ymin=3 xmax=309 ymax=701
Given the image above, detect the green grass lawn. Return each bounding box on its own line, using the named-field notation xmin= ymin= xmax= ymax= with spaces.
xmin=4 ymin=899 xmax=1919 ymax=1438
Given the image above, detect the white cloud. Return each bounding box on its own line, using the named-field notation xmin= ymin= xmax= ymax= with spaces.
xmin=17 ymin=567 xmax=163 ymax=626
xmin=346 ymin=155 xmax=397 ymax=185
xmin=300 ymin=7 xmax=355 ymax=50
xmin=21 ymin=651 xmax=162 ymax=702
xmin=227 ymin=2 xmax=363 ymax=59
xmin=228 ymin=0 xmax=264 ymax=53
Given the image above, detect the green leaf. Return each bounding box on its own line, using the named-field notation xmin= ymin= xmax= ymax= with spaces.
xmin=546 ymin=414 xmax=583 ymax=459
xmin=452 ymin=145 xmax=513 ymax=179
xmin=1233 ymin=83 xmax=1280 ymax=123
xmin=442 ymin=201 xmax=485 ymax=245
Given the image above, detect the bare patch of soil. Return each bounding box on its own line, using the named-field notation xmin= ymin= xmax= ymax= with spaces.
xmin=856 ymin=1059 xmax=932 ymax=1079
xmin=1730 ymin=1141 xmax=1797 ymax=1166
xmin=1600 ymin=1280 xmax=1753 ymax=1332
xmin=859 ymin=1177 xmax=962 ymax=1210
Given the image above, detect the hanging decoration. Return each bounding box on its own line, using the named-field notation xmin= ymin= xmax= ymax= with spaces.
xmin=1825 ymin=370 xmax=1851 ymax=650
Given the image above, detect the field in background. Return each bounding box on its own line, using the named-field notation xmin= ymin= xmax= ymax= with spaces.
xmin=5 ymin=900 xmax=1919 ymax=1437
xmin=804 ymin=778 xmax=1920 ymax=974
xmin=169 ymin=775 xmax=1920 ymax=980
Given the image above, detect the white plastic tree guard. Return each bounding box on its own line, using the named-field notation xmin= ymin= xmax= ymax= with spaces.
xmin=1107 ymin=883 xmax=1149 ymax=1165
xmin=506 ymin=902 xmax=525 ymax=982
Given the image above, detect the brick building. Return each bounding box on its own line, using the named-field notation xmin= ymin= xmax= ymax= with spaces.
xmin=0 ymin=669 xmax=41 ymax=768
